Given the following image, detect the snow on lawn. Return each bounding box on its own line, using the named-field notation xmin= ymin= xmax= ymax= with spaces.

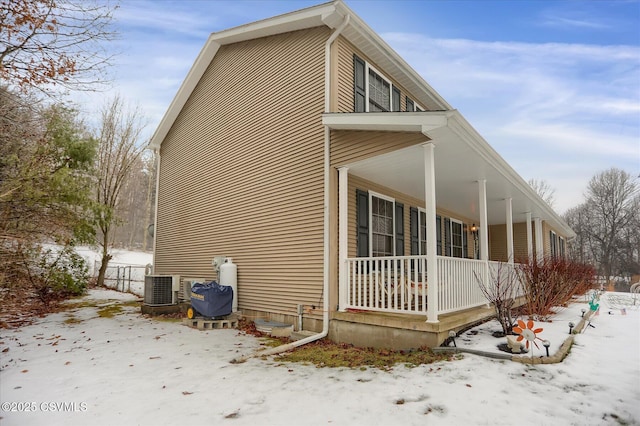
xmin=1 ymin=289 xmax=638 ymax=426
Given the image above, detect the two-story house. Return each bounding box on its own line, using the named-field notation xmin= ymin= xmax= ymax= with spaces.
xmin=148 ymin=0 xmax=575 ymax=348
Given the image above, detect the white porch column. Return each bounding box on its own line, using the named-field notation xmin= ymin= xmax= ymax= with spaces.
xmin=423 ymin=143 xmax=438 ymax=323
xmin=526 ymin=212 xmax=533 ymax=260
xmin=338 ymin=167 xmax=349 ymax=312
xmin=505 ymin=198 xmax=514 ymax=264
xmin=478 ymin=180 xmax=489 ymax=261
xmin=534 ymin=217 xmax=543 ymax=262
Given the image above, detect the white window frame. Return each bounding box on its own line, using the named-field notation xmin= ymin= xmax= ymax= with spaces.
xmin=365 ymin=63 xmax=393 ymax=112
xmin=450 ymin=218 xmax=464 ymax=258
xmin=368 ymin=191 xmax=396 ymax=257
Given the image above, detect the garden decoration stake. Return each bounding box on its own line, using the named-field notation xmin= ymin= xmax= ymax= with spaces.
xmin=584 ymin=291 xmax=601 ymax=332
xmin=513 ymin=319 xmax=544 ymax=359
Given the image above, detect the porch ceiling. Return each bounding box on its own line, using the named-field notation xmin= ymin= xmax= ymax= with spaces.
xmin=324 ymin=111 xmax=575 ymax=237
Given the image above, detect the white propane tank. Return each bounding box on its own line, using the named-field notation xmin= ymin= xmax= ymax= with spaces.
xmin=219 ymin=257 xmax=237 ymax=312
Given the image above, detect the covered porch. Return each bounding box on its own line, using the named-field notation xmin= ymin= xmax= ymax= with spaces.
xmin=325 ymin=111 xmax=573 ymax=324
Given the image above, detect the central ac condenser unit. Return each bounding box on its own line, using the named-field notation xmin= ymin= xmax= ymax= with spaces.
xmin=144 ymin=275 xmax=180 ymax=305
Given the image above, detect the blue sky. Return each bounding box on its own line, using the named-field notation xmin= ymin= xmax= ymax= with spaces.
xmin=74 ymin=0 xmax=640 ymax=214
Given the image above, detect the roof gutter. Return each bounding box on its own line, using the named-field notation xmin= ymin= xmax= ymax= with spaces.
xmin=231 ymin=11 xmax=350 ymax=363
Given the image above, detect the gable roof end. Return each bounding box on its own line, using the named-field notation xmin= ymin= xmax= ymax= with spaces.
xmin=148 ymin=0 xmax=452 ymax=150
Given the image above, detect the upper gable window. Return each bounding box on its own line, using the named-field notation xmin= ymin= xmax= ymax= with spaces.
xmin=353 ymin=55 xmax=396 ymax=113
xmin=405 ymin=96 xmax=424 ymax=112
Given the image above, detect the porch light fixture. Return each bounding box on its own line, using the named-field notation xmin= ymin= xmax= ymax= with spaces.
xmin=568 ymin=322 xmax=575 ymax=334
xmin=470 ymin=224 xmax=479 ymax=259
xmin=542 ymin=340 xmax=550 ymax=357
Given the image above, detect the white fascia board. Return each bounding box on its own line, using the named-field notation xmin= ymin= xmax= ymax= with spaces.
xmin=445 ymin=112 xmax=575 ymax=238
xmin=211 ymin=2 xmax=338 ymax=45
xmin=322 ymin=111 xmax=450 ymax=132
xmin=148 ymin=38 xmax=220 ymax=150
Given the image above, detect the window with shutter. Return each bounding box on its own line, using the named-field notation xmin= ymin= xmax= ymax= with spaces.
xmin=406 ymin=97 xmax=414 ymax=112
xmin=353 ymin=55 xmax=398 ymax=113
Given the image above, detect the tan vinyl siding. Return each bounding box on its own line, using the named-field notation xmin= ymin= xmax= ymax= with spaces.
xmin=334 ymin=36 xmax=428 ymax=113
xmin=489 ymin=224 xmax=507 ymax=262
xmin=156 ymin=27 xmax=329 ymax=318
xmin=330 ymin=130 xmax=428 ymax=166
xmin=513 ymin=222 xmax=530 ymax=262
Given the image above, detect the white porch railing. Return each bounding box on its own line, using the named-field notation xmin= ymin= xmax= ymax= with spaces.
xmin=344 ymin=256 xmax=524 ymax=317
xmin=437 ymin=257 xmax=488 ymax=314
xmin=345 ymin=256 xmax=429 ymax=314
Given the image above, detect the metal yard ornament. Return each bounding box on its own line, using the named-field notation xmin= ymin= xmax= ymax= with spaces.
xmin=513 ymin=319 xmax=544 ymax=358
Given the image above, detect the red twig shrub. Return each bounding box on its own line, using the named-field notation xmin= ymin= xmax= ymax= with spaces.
xmin=516 ymin=256 xmax=596 ymax=319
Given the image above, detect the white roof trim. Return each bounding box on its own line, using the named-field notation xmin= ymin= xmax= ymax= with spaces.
xmin=148 ymin=0 xmax=452 ymax=150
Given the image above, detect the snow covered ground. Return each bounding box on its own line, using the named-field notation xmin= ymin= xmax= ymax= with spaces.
xmin=1 ymin=287 xmax=638 ymax=426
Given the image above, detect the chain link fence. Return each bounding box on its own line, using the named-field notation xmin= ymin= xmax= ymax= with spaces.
xmin=94 ymin=261 xmax=148 ymax=296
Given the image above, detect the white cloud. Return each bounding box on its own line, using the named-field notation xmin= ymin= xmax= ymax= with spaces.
xmin=539 ymin=15 xmax=610 ymax=30
xmin=381 ymin=32 xmax=639 ymax=213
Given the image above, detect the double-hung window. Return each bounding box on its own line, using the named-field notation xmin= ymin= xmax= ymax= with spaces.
xmin=368 ymin=68 xmax=391 ymax=112
xmin=354 ymin=55 xmax=396 ymax=112
xmin=370 ymin=192 xmax=395 ymax=257
xmin=450 ymin=219 xmax=464 ymax=258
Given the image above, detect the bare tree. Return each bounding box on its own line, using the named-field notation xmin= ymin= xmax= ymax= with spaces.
xmin=475 ymin=263 xmax=520 ymax=336
xmin=528 ymin=178 xmax=555 ymax=208
xmin=94 ymin=95 xmax=147 ymax=286
xmin=111 ymin=152 xmax=155 ymax=251
xmin=583 ymin=168 xmax=638 ymax=280
xmin=0 ymin=0 xmax=117 ymax=94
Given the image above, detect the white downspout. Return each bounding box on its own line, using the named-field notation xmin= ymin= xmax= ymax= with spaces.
xmin=151 ymin=149 xmax=161 ymax=274
xmin=231 ymin=13 xmax=350 ymax=363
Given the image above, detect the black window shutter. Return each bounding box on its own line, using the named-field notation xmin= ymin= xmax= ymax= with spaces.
xmin=395 ymin=202 xmax=404 ymax=256
xmin=354 ymin=55 xmax=366 ymax=112
xmin=356 ymin=189 xmax=369 ymax=257
xmin=463 ymin=223 xmax=468 ymax=258
xmin=436 ymin=215 xmax=442 ymax=255
xmin=392 ymin=87 xmax=400 ymax=112
xmin=445 ymin=217 xmax=451 ymax=257
xmin=410 ymin=207 xmax=418 ymax=255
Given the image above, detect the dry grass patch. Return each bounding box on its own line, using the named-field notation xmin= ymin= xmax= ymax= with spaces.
xmin=272 ymin=340 xmax=455 ymax=370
